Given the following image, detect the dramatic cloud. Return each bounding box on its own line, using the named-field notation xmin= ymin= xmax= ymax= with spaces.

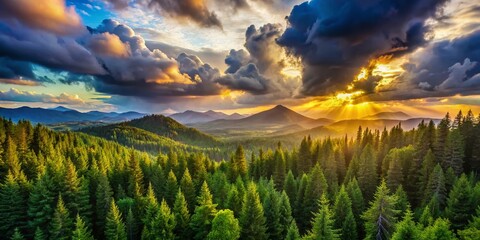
xmin=0 ymin=0 xmax=84 ymax=35
xmin=105 ymin=0 xmax=222 ymax=28
xmin=277 ymin=0 xmax=447 ymax=96
xmin=356 ymin=30 xmax=480 ymax=103
xmin=0 ymin=88 xmax=85 ymax=104
xmin=0 ymin=22 xmax=105 ymax=75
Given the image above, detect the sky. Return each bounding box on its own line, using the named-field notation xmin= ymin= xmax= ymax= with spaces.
xmin=0 ymin=0 xmax=480 ymax=119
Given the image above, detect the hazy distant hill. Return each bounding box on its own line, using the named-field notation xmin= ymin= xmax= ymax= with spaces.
xmin=81 ymin=114 xmax=219 ymax=147
xmin=363 ymin=111 xmax=411 ymax=120
xmin=170 ymin=110 xmax=244 ymax=124
xmin=192 ymin=105 xmax=334 ymax=138
xmin=0 ymin=106 xmax=145 ymax=124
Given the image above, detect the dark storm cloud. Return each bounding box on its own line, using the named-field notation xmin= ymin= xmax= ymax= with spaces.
xmin=0 ymin=22 xmax=105 ymax=75
xmin=105 ymin=0 xmax=222 ymax=28
xmin=0 ymin=58 xmax=36 ymax=81
xmin=224 ymin=49 xmax=250 ymax=74
xmin=217 ymin=63 xmax=269 ymax=94
xmin=218 ymin=23 xmax=300 ymax=96
xmin=277 ymin=0 xmax=447 ymax=96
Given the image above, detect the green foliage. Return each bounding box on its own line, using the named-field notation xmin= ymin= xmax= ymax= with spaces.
xmin=362 ymin=180 xmax=398 ymax=240
xmin=240 ymin=183 xmax=267 ymax=240
xmin=173 ymin=190 xmax=191 ymax=239
xmin=421 ymin=218 xmax=456 ymax=240
xmin=285 ymin=221 xmax=301 ymax=240
xmin=50 ymin=195 xmax=73 ymax=240
xmin=391 ymin=210 xmax=421 ymax=240
xmin=445 ymin=174 xmax=475 ymax=230
xmin=105 ymin=200 xmax=127 ymax=240
xmin=305 ymin=195 xmax=340 ymax=240
xmin=207 ymin=210 xmax=240 ymax=240
xmin=10 ymin=228 xmax=24 ymax=240
xmin=333 ymin=186 xmax=357 ymax=240
xmin=72 ymin=215 xmax=94 ymax=240
xmin=190 ymin=182 xmax=217 ymax=240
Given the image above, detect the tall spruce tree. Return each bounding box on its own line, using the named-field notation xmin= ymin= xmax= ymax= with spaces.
xmin=333 ymin=185 xmax=357 ymax=240
xmin=362 ymin=180 xmax=398 ymax=240
xmin=190 ymin=181 xmax=217 ymax=240
xmin=305 ymin=195 xmax=340 ymax=240
xmin=173 ymin=190 xmax=191 ymax=239
xmin=105 ymin=199 xmax=127 ymax=240
xmin=50 ymin=195 xmax=73 ymax=240
xmin=240 ymin=183 xmax=267 ymax=240
xmin=72 ymin=215 xmax=94 ymax=240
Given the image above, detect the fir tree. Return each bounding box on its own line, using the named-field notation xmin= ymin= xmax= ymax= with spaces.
xmin=263 ymin=191 xmax=282 ymax=239
xmin=225 ymin=186 xmax=242 ymax=218
xmin=362 ymin=180 xmax=398 ymax=240
xmin=180 ymin=168 xmax=196 ymax=212
xmin=333 ymin=185 xmax=357 ymax=240
xmin=391 ymin=210 xmax=421 ymax=240
xmin=305 ymin=195 xmax=340 ymax=240
xmin=445 ymin=174 xmax=474 ymax=230
xmin=72 ymin=215 xmax=94 ymax=240
xmin=105 ymin=200 xmax=127 ymax=240
xmin=0 ymin=172 xmax=28 ymax=237
xmin=50 ymin=195 xmax=73 ymax=240
xmin=421 ymin=218 xmax=456 ymax=240
xmin=285 ymin=221 xmax=301 ymax=240
xmin=10 ymin=228 xmax=24 ymax=240
xmin=190 ymin=181 xmax=217 ymax=240
xmin=173 ymin=190 xmax=191 ymax=239
xmin=240 ymin=183 xmax=267 ymax=240
xmin=357 ymin=144 xmax=378 ymax=200
xmin=165 ymin=170 xmax=178 ymax=207
xmin=284 ymin=170 xmax=297 ymax=207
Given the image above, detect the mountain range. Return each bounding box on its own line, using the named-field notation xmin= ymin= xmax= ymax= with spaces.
xmin=169 ymin=110 xmax=244 ymax=124
xmin=0 ymin=106 xmax=145 ymax=124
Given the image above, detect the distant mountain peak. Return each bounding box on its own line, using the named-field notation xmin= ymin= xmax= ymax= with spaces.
xmin=273 ymin=104 xmax=289 ymax=110
xmin=50 ymin=106 xmax=73 ymax=112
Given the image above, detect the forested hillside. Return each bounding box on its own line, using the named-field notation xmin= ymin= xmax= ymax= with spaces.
xmin=80 ymin=115 xmax=220 ymax=148
xmin=1 ymin=110 xmax=480 ymax=240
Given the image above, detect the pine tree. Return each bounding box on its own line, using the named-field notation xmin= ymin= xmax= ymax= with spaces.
xmin=0 ymin=172 xmax=28 ymax=237
xmin=285 ymin=221 xmax=301 ymax=240
xmin=105 ymin=199 xmax=127 ymax=240
xmin=141 ymin=184 xmax=160 ymax=240
xmin=394 ymin=185 xmax=410 ymax=216
xmin=333 ymin=186 xmax=357 ymax=240
xmin=423 ymin=164 xmax=446 ymax=207
xmin=127 ymin=151 xmax=144 ymax=197
xmin=207 ymin=210 xmax=240 ymax=240
xmin=419 ymin=150 xmax=435 ymax=198
xmin=357 ymin=144 xmax=378 ymax=200
xmin=421 ymin=218 xmax=456 ymax=240
xmin=49 ymin=195 xmax=73 ymax=240
xmin=391 ymin=210 xmax=421 ymax=240
xmin=263 ymin=191 xmax=282 ymax=239
xmin=445 ymin=174 xmax=474 ymax=230
xmin=95 ymin=174 xmax=113 ymax=235
xmin=33 ymin=228 xmax=45 ymax=240
xmin=225 ymin=186 xmax=242 ymax=218
xmin=362 ymin=180 xmax=398 ymax=240
xmin=386 ymin=155 xmax=403 ymax=191
xmin=445 ymin=129 xmax=464 ymax=175
xmin=10 ymin=228 xmax=24 ymax=240
xmin=346 ymin=178 xmax=364 ymax=236
xmin=156 ymin=199 xmax=176 ymax=240
xmin=240 ymin=183 xmax=267 ymax=240
xmin=125 ymin=208 xmax=137 ymax=240
xmin=180 ymin=168 xmax=196 ymax=212
xmin=273 ymin=149 xmax=286 ymax=190
xmin=298 ymin=137 xmax=312 ymax=174
xmin=72 ymin=215 xmax=94 ymax=240
xmin=279 ymin=191 xmax=293 ymax=239
xmin=165 ymin=170 xmax=178 ymax=206
xmin=305 ymin=195 xmax=340 ymax=240
xmin=302 ymin=164 xmax=328 ymax=231
xmin=284 ymin=170 xmax=297 ymax=206
xmin=28 ymin=172 xmax=56 ymax=235
xmin=173 ymin=190 xmax=191 ymax=239
xmin=190 ymin=181 xmax=217 ymax=240
xmin=233 ymin=146 xmax=248 ymax=179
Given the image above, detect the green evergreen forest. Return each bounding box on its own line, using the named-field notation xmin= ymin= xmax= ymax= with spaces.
xmin=1 ymin=110 xmax=480 ymax=240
